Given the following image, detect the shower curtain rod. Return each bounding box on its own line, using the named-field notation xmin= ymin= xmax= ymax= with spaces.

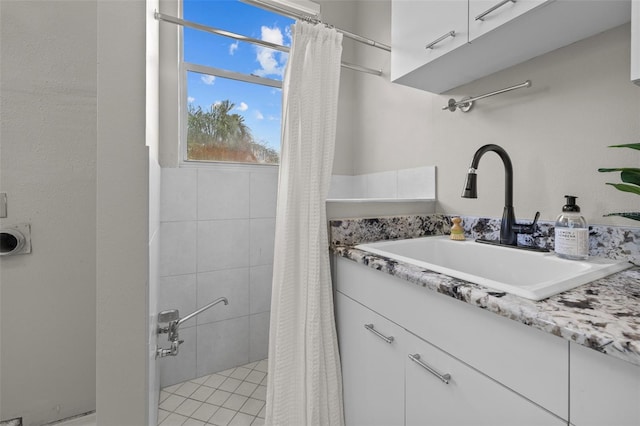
xmin=240 ymin=0 xmax=391 ymax=52
xmin=155 ymin=12 xmax=384 ymax=76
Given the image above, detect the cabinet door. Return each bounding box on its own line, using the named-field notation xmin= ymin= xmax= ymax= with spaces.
xmin=405 ymin=332 xmax=566 ymax=426
xmin=391 ymin=0 xmax=468 ymax=82
xmin=335 ymin=291 xmax=405 ymax=426
xmin=469 ymin=0 xmax=548 ymax=41
xmin=570 ymin=343 xmax=640 ymax=426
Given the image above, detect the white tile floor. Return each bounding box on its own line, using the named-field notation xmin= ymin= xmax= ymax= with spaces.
xmin=158 ymin=359 xmax=268 ymax=426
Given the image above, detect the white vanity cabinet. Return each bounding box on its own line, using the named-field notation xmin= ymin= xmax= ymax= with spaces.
xmin=334 ymin=257 xmax=569 ymax=425
xmin=570 ymin=342 xmax=640 ymax=426
xmin=391 ymin=0 xmax=631 ymax=93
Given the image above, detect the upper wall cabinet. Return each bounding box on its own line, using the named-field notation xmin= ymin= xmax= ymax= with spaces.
xmin=391 ymin=0 xmax=632 ymax=94
xmin=468 ymin=0 xmax=546 ymax=41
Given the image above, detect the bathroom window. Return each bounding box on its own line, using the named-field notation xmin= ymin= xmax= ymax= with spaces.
xmin=182 ymin=0 xmax=294 ymax=165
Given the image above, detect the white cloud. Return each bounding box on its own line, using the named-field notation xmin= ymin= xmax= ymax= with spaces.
xmin=201 ymin=75 xmax=215 ymax=85
xmin=229 ymin=41 xmax=239 ymax=55
xmin=255 ymin=110 xmax=264 ymax=120
xmin=188 ymin=96 xmax=195 ymax=103
xmin=253 ymin=26 xmax=289 ymax=78
xmin=213 ymin=101 xmax=222 ymax=107
xmin=236 ymin=102 xmax=248 ymax=111
xmin=261 ymin=25 xmax=284 ymax=45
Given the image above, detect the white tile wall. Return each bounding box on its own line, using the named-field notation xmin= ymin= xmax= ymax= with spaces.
xmin=198 ymin=169 xmax=250 ymax=220
xmin=366 ymin=170 xmax=398 ymax=199
xmin=196 ymin=316 xmax=250 ymax=377
xmin=328 ymin=166 xmax=437 ymax=200
xmin=197 ymin=220 xmax=250 ymax=272
xmin=160 ymin=221 xmax=197 ymax=277
xmin=326 ymin=175 xmax=355 ymax=199
xmin=159 ymin=167 xmax=277 ymax=388
xmin=159 ymin=274 xmax=198 ymax=329
xmin=397 ymin=166 xmax=436 ymax=199
xmin=249 ymin=265 xmax=272 ymax=315
xmin=250 ymin=172 xmax=278 ymax=218
xmin=159 ymin=326 xmax=197 ymax=387
xmin=196 ymin=268 xmax=250 ymax=325
xmin=249 ymin=219 xmax=276 ymax=267
xmin=161 ymin=168 xmax=197 ymax=222
xmin=249 ymin=312 xmax=270 ymax=363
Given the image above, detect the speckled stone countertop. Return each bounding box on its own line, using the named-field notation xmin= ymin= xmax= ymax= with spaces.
xmin=330 ymin=214 xmax=640 ymax=367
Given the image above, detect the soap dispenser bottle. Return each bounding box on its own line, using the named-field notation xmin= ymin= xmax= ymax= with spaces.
xmin=554 ymin=195 xmax=588 ymax=260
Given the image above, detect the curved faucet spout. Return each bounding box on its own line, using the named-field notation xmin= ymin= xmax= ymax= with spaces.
xmin=462 ymin=144 xmax=516 ymax=245
xmin=462 ymin=144 xmax=513 ymax=207
xmin=178 ymin=297 xmax=228 ymax=327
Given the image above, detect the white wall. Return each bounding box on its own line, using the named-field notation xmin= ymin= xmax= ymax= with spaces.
xmin=0 ymin=2 xmax=97 ymax=424
xmin=96 ymin=0 xmax=149 ymax=424
xmin=345 ymin=1 xmax=640 ymax=226
xmin=147 ymin=0 xmax=162 ymax=423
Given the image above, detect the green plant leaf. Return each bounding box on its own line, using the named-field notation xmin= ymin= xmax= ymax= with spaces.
xmin=608 ymin=143 xmax=640 ymax=150
xmin=603 ymin=212 xmax=640 ymax=221
xmin=598 ymin=169 xmax=640 ymax=186
xmin=605 ymin=182 xmax=640 ymax=195
xmin=598 ymin=167 xmax=640 ymax=173
xmin=621 ymin=170 xmax=640 ymax=186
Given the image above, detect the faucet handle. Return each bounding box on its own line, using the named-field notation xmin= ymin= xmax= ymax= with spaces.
xmin=157 ymin=309 xmax=180 ymax=335
xmin=158 ymin=309 xmax=179 ymax=323
xmin=530 ymin=211 xmax=540 ymax=228
xmin=513 ymin=211 xmax=540 ymax=235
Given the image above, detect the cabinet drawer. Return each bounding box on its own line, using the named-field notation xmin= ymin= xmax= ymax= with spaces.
xmin=335 ymin=257 xmax=569 ymax=420
xmin=406 ymin=332 xmax=566 ymax=425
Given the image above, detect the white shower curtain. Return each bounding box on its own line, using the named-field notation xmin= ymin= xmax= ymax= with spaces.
xmin=265 ymin=21 xmax=344 ymax=426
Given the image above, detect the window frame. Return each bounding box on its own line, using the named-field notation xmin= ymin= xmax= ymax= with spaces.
xmin=178 ymin=3 xmax=288 ymax=168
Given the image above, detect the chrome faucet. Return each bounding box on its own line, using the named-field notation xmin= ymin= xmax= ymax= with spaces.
xmin=156 ymin=297 xmax=229 ymax=358
xmin=461 ymin=144 xmax=545 ymax=250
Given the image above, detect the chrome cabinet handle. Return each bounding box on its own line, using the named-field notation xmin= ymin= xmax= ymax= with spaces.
xmin=475 ymin=0 xmax=516 ymax=21
xmin=364 ymin=324 xmax=394 ymax=343
xmin=408 ymin=353 xmax=451 ymax=384
xmin=425 ymin=31 xmax=455 ymax=50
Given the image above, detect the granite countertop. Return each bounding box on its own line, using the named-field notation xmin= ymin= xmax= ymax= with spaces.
xmin=330 ymin=214 xmax=640 ymax=367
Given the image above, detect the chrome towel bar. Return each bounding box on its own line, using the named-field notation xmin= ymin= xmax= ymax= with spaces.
xmin=443 ymin=80 xmax=532 ymax=112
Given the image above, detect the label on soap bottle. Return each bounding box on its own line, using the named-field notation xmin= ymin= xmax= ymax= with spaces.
xmin=554 ymin=228 xmax=589 ymax=257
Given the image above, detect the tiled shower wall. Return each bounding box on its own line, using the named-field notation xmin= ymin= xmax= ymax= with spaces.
xmin=158 ymin=166 xmax=277 ymax=387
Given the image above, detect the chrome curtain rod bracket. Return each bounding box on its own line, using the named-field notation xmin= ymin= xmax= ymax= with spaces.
xmin=154 ymin=11 xmax=386 ymax=76
xmin=443 ymin=80 xmax=532 ymax=113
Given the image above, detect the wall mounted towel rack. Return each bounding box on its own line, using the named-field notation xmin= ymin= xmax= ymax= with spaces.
xmin=443 ymin=80 xmax=532 ymax=112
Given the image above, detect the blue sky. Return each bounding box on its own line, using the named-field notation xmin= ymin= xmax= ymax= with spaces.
xmin=184 ymin=0 xmax=294 ymax=152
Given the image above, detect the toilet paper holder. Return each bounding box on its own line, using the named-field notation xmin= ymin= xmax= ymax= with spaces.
xmin=0 ymin=224 xmax=31 ymax=256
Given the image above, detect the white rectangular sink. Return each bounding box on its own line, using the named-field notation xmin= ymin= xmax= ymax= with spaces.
xmin=355 ymin=236 xmax=632 ymax=301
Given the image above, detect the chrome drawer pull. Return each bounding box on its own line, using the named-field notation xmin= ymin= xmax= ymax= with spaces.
xmin=475 ymin=0 xmax=516 ymax=21
xmin=425 ymin=31 xmax=455 ymax=50
xmin=408 ymin=353 xmax=451 ymax=384
xmin=364 ymin=323 xmax=394 ymax=343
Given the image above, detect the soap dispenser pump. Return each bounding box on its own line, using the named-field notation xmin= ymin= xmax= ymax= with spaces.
xmin=554 ymin=195 xmax=588 ymax=260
